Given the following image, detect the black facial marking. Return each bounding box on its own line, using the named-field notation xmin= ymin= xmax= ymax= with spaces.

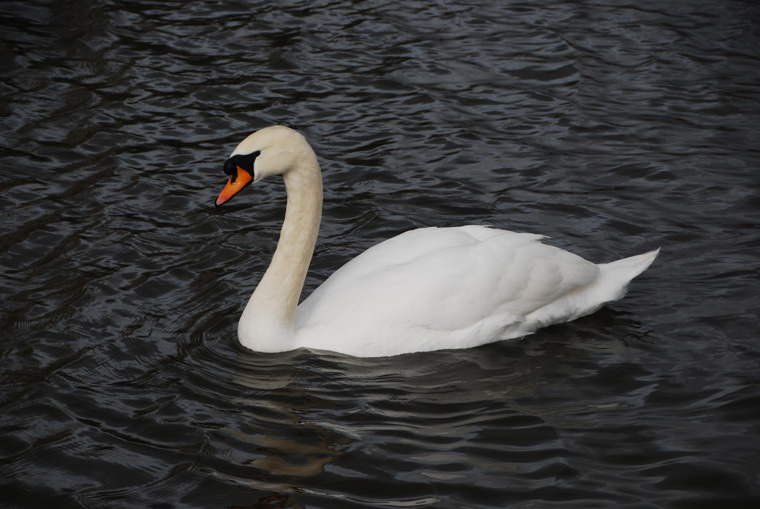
xmin=223 ymin=151 xmax=260 ymax=182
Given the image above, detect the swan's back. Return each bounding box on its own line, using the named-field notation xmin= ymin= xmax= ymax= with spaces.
xmin=294 ymin=225 xmax=655 ymax=357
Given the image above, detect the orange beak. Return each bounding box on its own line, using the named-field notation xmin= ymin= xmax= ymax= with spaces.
xmin=216 ymin=166 xmax=253 ymax=207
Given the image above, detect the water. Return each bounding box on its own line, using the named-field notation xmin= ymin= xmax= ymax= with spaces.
xmin=2 ymin=0 xmax=759 ymax=507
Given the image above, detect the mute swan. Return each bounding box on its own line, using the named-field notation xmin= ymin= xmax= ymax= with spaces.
xmin=215 ymin=126 xmax=659 ymax=357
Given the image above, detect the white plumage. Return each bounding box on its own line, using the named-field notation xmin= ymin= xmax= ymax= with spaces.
xmin=215 ymin=126 xmax=659 ymax=357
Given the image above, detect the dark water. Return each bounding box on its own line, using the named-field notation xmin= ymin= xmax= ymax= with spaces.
xmin=2 ymin=0 xmax=759 ymax=507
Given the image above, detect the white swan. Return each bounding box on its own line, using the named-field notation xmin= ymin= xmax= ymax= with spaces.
xmin=215 ymin=126 xmax=659 ymax=357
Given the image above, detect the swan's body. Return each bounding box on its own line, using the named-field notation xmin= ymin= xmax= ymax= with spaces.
xmin=215 ymin=126 xmax=659 ymax=357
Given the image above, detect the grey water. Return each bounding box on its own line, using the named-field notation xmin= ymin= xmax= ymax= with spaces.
xmin=2 ymin=0 xmax=759 ymax=507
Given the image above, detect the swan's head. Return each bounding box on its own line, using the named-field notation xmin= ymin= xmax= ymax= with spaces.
xmin=215 ymin=125 xmax=313 ymax=207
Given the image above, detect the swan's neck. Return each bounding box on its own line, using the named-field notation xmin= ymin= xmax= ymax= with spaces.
xmin=238 ymin=153 xmax=322 ymax=352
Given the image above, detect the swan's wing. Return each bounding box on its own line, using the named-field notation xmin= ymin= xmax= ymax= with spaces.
xmin=317 ymin=225 xmax=512 ymax=278
xmin=295 ymin=226 xmax=599 ymax=354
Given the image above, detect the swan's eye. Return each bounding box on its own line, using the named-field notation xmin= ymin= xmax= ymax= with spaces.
xmin=223 ymin=158 xmax=238 ymax=179
xmin=223 ymin=151 xmax=261 ymax=182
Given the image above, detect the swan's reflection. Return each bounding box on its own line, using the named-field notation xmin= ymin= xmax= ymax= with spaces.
xmin=229 ymin=349 xmax=349 ymax=486
xmin=219 ymin=320 xmax=646 ymax=505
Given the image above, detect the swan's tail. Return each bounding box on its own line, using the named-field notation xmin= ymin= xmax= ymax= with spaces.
xmin=522 ymin=247 xmax=659 ymax=331
xmin=595 ymin=248 xmax=660 ymax=303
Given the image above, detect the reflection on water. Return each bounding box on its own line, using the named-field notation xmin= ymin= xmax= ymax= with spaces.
xmin=2 ymin=0 xmax=760 ymax=507
xmin=232 ymin=357 xmax=348 ymax=482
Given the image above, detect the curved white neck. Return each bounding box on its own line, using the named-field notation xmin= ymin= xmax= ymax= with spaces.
xmin=238 ymin=152 xmax=322 ymax=352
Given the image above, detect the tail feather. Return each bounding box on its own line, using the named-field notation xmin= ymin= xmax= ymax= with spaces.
xmin=522 ymin=248 xmax=659 ymax=330
xmin=596 ymin=248 xmax=660 ymax=303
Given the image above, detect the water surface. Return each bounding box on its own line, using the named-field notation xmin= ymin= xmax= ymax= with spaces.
xmin=2 ymin=0 xmax=759 ymax=507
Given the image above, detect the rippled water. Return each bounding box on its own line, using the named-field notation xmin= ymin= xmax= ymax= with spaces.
xmin=2 ymin=0 xmax=760 ymax=507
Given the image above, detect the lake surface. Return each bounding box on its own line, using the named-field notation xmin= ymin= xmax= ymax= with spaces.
xmin=2 ymin=0 xmax=759 ymax=507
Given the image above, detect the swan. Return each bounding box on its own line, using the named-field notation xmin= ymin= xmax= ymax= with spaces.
xmin=215 ymin=126 xmax=659 ymax=357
